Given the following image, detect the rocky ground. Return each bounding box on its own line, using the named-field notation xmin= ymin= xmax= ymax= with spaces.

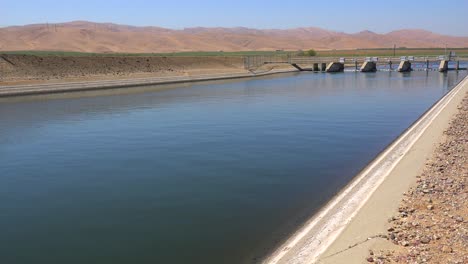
xmin=0 ymin=54 xmax=294 ymax=86
xmin=0 ymin=54 xmax=246 ymax=84
xmin=366 ymin=93 xmax=468 ymax=263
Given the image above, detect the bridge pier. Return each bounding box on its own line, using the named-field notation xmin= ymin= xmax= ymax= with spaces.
xmin=313 ymin=63 xmax=319 ymax=72
xmin=360 ymin=61 xmax=377 ymax=72
xmin=325 ymin=62 xmax=344 ymax=73
xmin=398 ymin=60 xmax=412 ymax=72
xmin=438 ymin=60 xmax=448 ymax=72
xmin=321 ymin=63 xmax=327 ymax=72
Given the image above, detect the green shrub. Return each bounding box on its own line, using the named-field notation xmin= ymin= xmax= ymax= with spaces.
xmin=306 ymin=49 xmax=317 ymax=56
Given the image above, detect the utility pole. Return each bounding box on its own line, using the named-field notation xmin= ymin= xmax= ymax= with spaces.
xmin=393 ymin=44 xmax=396 ymax=57
xmin=445 ymin=43 xmax=447 ymax=57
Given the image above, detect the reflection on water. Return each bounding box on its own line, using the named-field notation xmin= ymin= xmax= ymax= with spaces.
xmin=0 ymin=71 xmax=466 ymax=264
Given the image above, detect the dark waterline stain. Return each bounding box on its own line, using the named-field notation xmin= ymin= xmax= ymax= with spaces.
xmin=0 ymin=71 xmax=466 ymax=264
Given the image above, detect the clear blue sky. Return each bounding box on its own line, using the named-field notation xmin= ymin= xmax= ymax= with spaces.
xmin=3 ymin=0 xmax=468 ymax=36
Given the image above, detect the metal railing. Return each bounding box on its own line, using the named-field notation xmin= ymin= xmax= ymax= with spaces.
xmin=244 ymin=55 xmax=468 ymax=69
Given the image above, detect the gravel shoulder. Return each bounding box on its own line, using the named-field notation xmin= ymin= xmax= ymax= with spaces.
xmin=365 ymin=93 xmax=468 ymax=263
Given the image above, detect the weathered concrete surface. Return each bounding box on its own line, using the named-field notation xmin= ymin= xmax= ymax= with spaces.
xmin=398 ymin=60 xmax=412 ymax=72
xmin=263 ymin=75 xmax=468 ymax=264
xmin=325 ymin=62 xmax=344 ymax=73
xmin=360 ymin=61 xmax=377 ymax=72
xmin=439 ymin=60 xmax=449 ymax=72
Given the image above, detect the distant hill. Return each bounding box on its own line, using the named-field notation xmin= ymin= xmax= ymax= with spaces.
xmin=1 ymin=21 xmax=467 ymax=53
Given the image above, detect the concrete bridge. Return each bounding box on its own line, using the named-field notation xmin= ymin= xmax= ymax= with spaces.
xmin=244 ymin=55 xmax=468 ymax=73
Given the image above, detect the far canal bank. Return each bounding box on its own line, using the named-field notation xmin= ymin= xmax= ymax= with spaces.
xmin=2 ymin=54 xmax=466 ymax=98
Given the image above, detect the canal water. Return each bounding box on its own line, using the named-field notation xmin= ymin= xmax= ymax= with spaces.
xmin=0 ymin=70 xmax=466 ymax=264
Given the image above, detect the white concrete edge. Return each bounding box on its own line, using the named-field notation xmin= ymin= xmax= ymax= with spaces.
xmin=0 ymin=71 xmax=252 ymax=89
xmin=264 ymin=75 xmax=468 ymax=264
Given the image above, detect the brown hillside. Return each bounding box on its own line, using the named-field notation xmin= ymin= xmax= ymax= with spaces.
xmin=1 ymin=21 xmax=468 ymax=53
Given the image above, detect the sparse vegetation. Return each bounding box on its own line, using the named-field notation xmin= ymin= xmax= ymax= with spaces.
xmin=316 ymin=48 xmax=468 ymax=57
xmin=2 ymin=48 xmax=468 ymax=57
xmin=0 ymin=50 xmax=296 ymax=57
xmin=306 ymin=49 xmax=317 ymax=56
xmin=295 ymin=50 xmax=305 ymax=56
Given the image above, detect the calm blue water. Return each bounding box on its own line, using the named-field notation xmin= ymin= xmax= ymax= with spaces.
xmin=0 ymin=70 xmax=465 ymax=264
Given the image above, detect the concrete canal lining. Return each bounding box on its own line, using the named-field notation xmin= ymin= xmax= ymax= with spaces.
xmin=317 ymin=76 xmax=467 ymax=263
xmin=263 ymin=75 xmax=468 ymax=264
xmin=0 ymin=69 xmax=297 ymax=97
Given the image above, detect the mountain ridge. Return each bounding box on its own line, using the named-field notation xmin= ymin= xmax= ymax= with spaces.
xmin=1 ymin=21 xmax=467 ymax=53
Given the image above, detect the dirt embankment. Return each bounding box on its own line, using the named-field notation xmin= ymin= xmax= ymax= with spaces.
xmin=0 ymin=54 xmax=246 ymax=85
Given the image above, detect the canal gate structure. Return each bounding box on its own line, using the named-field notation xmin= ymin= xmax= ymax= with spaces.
xmin=243 ymin=54 xmax=468 ymax=73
